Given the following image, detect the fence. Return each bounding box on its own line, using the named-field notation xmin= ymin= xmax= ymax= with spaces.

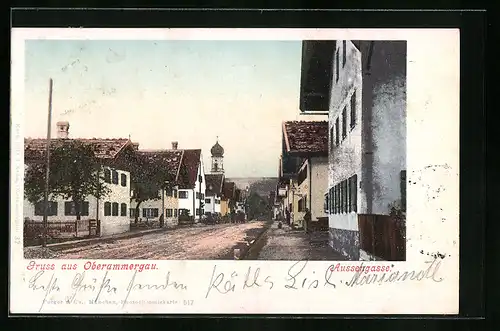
xmin=24 ymin=219 xmax=100 ymax=242
xmin=358 ymin=214 xmax=406 ymax=261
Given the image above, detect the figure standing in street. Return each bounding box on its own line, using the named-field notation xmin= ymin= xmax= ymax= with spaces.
xmin=304 ymin=208 xmax=311 ymax=233
xmin=285 ymin=208 xmax=290 ymax=226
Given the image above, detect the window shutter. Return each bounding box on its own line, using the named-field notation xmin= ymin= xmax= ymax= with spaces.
xmin=121 ymin=173 xmax=127 ymax=187
xmin=352 ymin=175 xmax=358 ymax=212
xmin=401 ymin=170 xmax=407 ymax=212
xmin=104 ymin=202 xmax=111 ymax=216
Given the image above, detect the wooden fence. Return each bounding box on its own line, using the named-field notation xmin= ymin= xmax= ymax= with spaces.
xmin=24 ymin=219 xmax=100 ymax=241
xmin=358 ymin=214 xmax=406 ymax=261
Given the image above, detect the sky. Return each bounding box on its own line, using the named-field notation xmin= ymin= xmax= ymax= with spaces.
xmin=24 ymin=40 xmax=326 ymax=177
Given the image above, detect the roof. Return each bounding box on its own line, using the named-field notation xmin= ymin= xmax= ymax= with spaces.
xmin=205 ymin=174 xmax=224 ymax=196
xmin=136 ymin=149 xmax=184 ymax=183
xmin=210 ymin=141 xmax=224 ymax=157
xmin=222 ymin=181 xmax=236 ymax=200
xmin=24 ymin=138 xmax=132 ymax=162
xmin=178 ymin=149 xmax=202 ymax=189
xmin=282 ymin=121 xmax=329 ymax=156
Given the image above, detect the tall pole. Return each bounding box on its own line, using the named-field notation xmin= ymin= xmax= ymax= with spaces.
xmin=42 ymin=78 xmax=53 ymax=248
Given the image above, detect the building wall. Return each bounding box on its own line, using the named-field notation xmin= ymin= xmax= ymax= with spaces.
xmin=220 ymin=199 xmax=229 ymax=216
xmin=129 ymin=187 xmax=179 ymax=226
xmin=178 ymin=189 xmax=194 ymax=216
xmin=328 ymin=40 xmax=363 ymax=236
xmin=326 ymin=40 xmax=406 ymax=260
xmin=195 ymin=157 xmax=206 ymax=221
xmin=363 ymin=41 xmax=407 ymax=215
xmin=23 ymin=165 xmax=131 ymax=237
xmin=310 ymin=157 xmax=329 ymax=221
xmin=205 ymin=196 xmax=215 ymax=214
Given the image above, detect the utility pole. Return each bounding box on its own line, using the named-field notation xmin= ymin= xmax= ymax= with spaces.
xmin=42 ymin=78 xmax=53 ymax=248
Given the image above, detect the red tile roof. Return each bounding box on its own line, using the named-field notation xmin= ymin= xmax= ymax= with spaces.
xmin=205 ymin=174 xmax=224 ymax=196
xmin=24 ymin=138 xmax=132 ymax=161
xmin=178 ymin=149 xmax=202 ymax=189
xmin=283 ymin=121 xmax=328 ymax=155
xmin=136 ymin=149 xmax=184 ymax=182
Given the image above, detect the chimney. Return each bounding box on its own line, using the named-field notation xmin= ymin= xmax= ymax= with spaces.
xmin=172 ymin=141 xmax=178 ymax=150
xmin=56 ymin=121 xmax=70 ymax=139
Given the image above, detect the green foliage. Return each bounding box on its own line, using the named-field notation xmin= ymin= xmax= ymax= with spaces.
xmin=246 ymin=191 xmax=271 ymax=220
xmin=24 ymin=140 xmax=111 ymax=219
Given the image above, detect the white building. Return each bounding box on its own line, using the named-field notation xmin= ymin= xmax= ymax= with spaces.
xmin=23 ymin=121 xmax=136 ymax=237
xmin=177 ymin=148 xmax=206 ymax=221
xmin=129 ymin=144 xmax=184 ymax=227
xmin=280 ymin=121 xmax=329 ymax=230
xmin=204 ymin=173 xmax=224 ymax=215
xmin=299 ymin=40 xmax=407 ymax=261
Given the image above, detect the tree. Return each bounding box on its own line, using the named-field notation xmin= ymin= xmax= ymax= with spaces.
xmin=129 ymin=154 xmax=176 ymax=224
xmin=24 ymin=140 xmax=111 ymax=220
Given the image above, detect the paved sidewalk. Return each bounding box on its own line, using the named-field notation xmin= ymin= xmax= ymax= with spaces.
xmin=256 ymin=221 xmax=346 ymax=261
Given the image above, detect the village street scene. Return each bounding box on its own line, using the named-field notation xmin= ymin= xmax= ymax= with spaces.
xmin=22 ymin=39 xmax=407 ymax=261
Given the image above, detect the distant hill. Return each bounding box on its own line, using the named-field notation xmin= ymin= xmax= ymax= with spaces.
xmin=226 ymin=177 xmax=278 ymax=199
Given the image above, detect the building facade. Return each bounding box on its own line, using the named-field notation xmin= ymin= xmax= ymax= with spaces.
xmin=129 ymin=146 xmax=184 ymax=227
xmin=205 ymin=173 xmax=224 ymax=215
xmin=23 ymin=122 xmax=135 ymax=236
xmin=177 ymin=148 xmax=206 ymax=221
xmin=299 ymin=40 xmax=407 ymax=260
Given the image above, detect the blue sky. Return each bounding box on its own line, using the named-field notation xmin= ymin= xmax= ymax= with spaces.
xmin=24 ymin=40 xmax=324 ymax=177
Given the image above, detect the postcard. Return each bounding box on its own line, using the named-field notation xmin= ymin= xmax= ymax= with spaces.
xmin=10 ymin=28 xmax=459 ymax=314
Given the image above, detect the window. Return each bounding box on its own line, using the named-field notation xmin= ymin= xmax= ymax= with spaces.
xmin=198 ymin=175 xmax=203 ymax=183
xmin=347 ymin=179 xmax=352 ymax=213
xmin=196 ymin=209 xmax=200 ymax=216
xmin=336 ymin=184 xmax=340 ymax=214
xmin=196 ymin=192 xmax=200 ymax=199
xmin=142 ymin=208 xmax=159 ymax=218
xmin=112 ymin=170 xmax=118 ymax=185
xmin=329 ymin=187 xmax=334 ymax=214
xmin=64 ymin=201 xmax=89 ymax=216
xmin=400 ymin=170 xmax=407 ymax=212
xmin=112 ymin=202 xmax=119 ymax=216
xmin=130 ymin=208 xmax=136 ymax=218
xmin=120 ymin=173 xmax=127 ymax=187
xmin=350 ymin=91 xmax=356 ymax=129
xmin=205 ymin=198 xmax=211 ymax=203
xmin=201 ymin=193 xmax=205 ymax=200
xmin=335 ymin=118 xmax=340 ymax=145
xmin=342 ymin=41 xmax=347 ymax=67
xmin=216 ymin=199 xmax=220 ymax=205
xmin=298 ymin=165 xmax=308 ymax=186
xmin=166 ymin=209 xmax=173 ymax=217
xmin=335 ymin=49 xmax=340 ymax=82
xmin=104 ymin=202 xmax=111 ymax=216
xmin=330 ymin=127 xmax=334 ymax=151
xmin=120 ymin=203 xmax=127 ymax=216
xmin=34 ymin=201 xmax=58 ymax=216
xmin=342 ymin=107 xmax=347 ymax=139
xmin=173 ymin=189 xmax=178 ymax=198
xmin=324 ymin=193 xmax=329 ymax=213
xmin=178 ymin=191 xmax=188 ymax=199
xmin=104 ymin=169 xmax=111 ymax=183
xmin=343 ymin=180 xmax=348 ymax=213
xmin=350 ymin=175 xmax=358 ymax=212
xmin=166 ymin=189 xmax=173 ymax=197
xmin=174 ymin=209 xmax=178 ymax=217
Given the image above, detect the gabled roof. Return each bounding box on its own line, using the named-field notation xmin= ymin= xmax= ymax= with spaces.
xmin=222 ymin=181 xmax=236 ymax=200
xmin=205 ymin=173 xmax=224 ymax=197
xmin=282 ymin=121 xmax=329 ymax=156
xmin=24 ymin=138 xmax=133 ymax=162
xmin=136 ymin=149 xmax=184 ymax=183
xmin=178 ymin=149 xmax=202 ymax=189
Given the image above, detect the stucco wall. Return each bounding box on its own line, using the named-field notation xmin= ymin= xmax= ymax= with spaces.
xmin=130 ymin=187 xmax=179 ymax=226
xmin=328 ymin=40 xmax=363 ymax=232
xmin=23 ymin=165 xmax=131 ymax=237
xmin=310 ymin=157 xmax=329 ymax=221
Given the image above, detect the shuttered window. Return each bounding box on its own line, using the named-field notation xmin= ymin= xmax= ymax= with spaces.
xmin=64 ymin=201 xmax=89 ymax=216
xmin=401 ymin=170 xmax=407 ymax=212
xmin=120 ymin=203 xmax=127 ymax=216
xmin=104 ymin=202 xmax=111 ymax=216
xmin=112 ymin=202 xmax=119 ymax=216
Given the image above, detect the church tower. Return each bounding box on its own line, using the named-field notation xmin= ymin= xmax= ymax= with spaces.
xmin=210 ymin=137 xmax=224 ymax=174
